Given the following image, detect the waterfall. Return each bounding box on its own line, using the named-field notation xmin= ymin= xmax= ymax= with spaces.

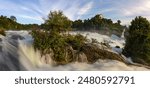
xmin=121 ymin=29 xmax=125 ymax=39
xmin=0 ymin=31 xmax=149 ymax=71
xmin=0 ymin=37 xmax=26 ymax=70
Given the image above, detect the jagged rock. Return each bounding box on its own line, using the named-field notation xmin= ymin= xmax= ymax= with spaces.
xmin=40 ymin=42 xmax=126 ymax=65
xmin=64 ymin=45 xmax=74 ymax=63
xmin=41 ymin=48 xmax=55 ymax=64
xmin=81 ymin=43 xmax=125 ymax=63
xmin=41 ymin=46 xmax=75 ymax=65
xmin=41 ymin=54 xmax=54 ymax=65
xmin=76 ymin=52 xmax=88 ymax=62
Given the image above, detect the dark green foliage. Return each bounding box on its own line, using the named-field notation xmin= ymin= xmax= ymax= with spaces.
xmin=31 ymin=30 xmax=66 ymax=62
xmin=65 ymin=34 xmax=87 ymax=50
xmin=117 ymin=20 xmax=121 ymax=25
xmin=0 ymin=15 xmax=24 ymax=30
xmin=72 ymin=14 xmax=124 ymax=35
xmin=123 ymin=16 xmax=150 ymax=66
xmin=72 ymin=20 xmax=83 ymax=29
xmin=0 ymin=15 xmax=40 ymax=30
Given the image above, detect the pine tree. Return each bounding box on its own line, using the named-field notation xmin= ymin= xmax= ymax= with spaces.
xmin=123 ymin=16 xmax=150 ymax=65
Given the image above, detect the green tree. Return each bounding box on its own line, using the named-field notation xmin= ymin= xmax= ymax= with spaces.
xmin=45 ymin=10 xmax=72 ymax=32
xmin=10 ymin=16 xmax=17 ymax=22
xmin=123 ymin=16 xmax=150 ymax=65
xmin=72 ymin=19 xmax=83 ymax=29
xmin=91 ymin=14 xmax=103 ymax=29
xmin=117 ymin=20 xmax=121 ymax=25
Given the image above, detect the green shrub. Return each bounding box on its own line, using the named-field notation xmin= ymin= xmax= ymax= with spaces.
xmin=31 ymin=30 xmax=66 ymax=61
xmin=31 ymin=30 xmax=88 ymax=64
xmin=65 ymin=34 xmax=87 ymax=50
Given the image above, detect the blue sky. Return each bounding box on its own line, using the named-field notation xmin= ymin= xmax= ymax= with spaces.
xmin=0 ymin=0 xmax=150 ymax=25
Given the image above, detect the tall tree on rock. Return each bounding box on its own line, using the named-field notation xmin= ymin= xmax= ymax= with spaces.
xmin=123 ymin=16 xmax=150 ymax=66
xmin=45 ymin=10 xmax=72 ymax=32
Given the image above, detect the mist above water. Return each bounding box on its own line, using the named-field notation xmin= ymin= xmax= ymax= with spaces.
xmin=0 ymin=31 xmax=149 ymax=71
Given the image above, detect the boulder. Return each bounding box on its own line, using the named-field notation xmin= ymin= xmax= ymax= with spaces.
xmin=41 ymin=48 xmax=55 ymax=65
xmin=76 ymin=52 xmax=88 ymax=62
xmin=80 ymin=43 xmax=125 ymax=63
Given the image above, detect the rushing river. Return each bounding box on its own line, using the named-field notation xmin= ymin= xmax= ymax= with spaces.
xmin=0 ymin=31 xmax=149 ymax=71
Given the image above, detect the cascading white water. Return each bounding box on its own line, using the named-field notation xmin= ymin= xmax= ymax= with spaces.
xmin=0 ymin=31 xmax=149 ymax=71
xmin=121 ymin=29 xmax=125 ymax=39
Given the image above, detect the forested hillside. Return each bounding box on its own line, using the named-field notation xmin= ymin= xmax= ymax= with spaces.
xmin=72 ymin=14 xmax=125 ymax=36
xmin=0 ymin=15 xmax=39 ymax=30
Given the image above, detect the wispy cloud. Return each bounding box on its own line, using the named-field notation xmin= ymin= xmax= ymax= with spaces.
xmin=100 ymin=8 xmax=115 ymax=13
xmin=120 ymin=0 xmax=150 ymax=16
xmin=0 ymin=0 xmax=150 ymax=25
xmin=77 ymin=2 xmax=93 ymax=15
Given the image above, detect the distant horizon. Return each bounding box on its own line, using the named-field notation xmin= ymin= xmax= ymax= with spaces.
xmin=0 ymin=0 xmax=150 ymax=25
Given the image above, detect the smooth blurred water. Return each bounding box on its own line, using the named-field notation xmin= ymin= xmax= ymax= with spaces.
xmin=0 ymin=31 xmax=149 ymax=71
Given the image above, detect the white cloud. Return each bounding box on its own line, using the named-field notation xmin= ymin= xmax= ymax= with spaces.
xmin=119 ymin=0 xmax=150 ymax=16
xmin=2 ymin=0 xmax=150 ymax=25
xmin=101 ymin=0 xmax=150 ymax=25
xmin=77 ymin=2 xmax=93 ymax=15
xmin=100 ymin=8 xmax=115 ymax=13
xmin=0 ymin=0 xmax=94 ymax=23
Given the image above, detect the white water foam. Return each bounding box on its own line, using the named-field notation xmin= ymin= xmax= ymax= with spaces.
xmin=0 ymin=31 xmax=149 ymax=71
